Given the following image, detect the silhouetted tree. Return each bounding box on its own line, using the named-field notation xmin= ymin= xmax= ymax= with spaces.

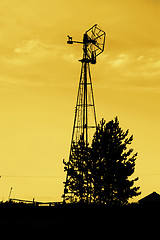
xmin=63 ymin=136 xmax=91 ymax=203
xmin=90 ymin=117 xmax=141 ymax=205
xmin=63 ymin=117 xmax=141 ymax=205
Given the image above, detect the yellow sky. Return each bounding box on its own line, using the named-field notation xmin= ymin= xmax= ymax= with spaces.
xmin=0 ymin=0 xmax=159 ymax=202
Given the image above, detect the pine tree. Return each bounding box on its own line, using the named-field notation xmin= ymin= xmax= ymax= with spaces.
xmin=90 ymin=117 xmax=141 ymax=205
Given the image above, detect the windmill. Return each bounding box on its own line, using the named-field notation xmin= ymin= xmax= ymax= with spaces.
xmin=63 ymin=24 xmax=106 ymax=203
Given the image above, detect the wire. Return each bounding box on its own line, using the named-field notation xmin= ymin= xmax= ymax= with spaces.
xmin=0 ymin=175 xmax=64 ymax=179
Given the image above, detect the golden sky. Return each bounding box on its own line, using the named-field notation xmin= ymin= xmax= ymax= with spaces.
xmin=0 ymin=0 xmax=160 ymax=202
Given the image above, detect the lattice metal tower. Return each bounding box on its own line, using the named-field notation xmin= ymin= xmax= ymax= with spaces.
xmin=63 ymin=24 xmax=106 ymax=203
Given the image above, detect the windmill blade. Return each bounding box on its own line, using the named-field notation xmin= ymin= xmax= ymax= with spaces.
xmin=85 ymin=24 xmax=106 ymax=58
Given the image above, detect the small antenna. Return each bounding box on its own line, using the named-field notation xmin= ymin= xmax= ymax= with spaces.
xmin=8 ymin=187 xmax=13 ymax=201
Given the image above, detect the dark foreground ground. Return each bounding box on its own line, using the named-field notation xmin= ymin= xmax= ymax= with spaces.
xmin=0 ymin=202 xmax=159 ymax=236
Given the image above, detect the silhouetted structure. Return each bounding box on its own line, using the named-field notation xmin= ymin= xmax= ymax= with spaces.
xmin=139 ymin=192 xmax=160 ymax=206
xmin=63 ymin=24 xmax=106 ymax=203
xmin=9 ymin=198 xmax=63 ymax=206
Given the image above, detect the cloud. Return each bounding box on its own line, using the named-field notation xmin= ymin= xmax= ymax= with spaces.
xmin=97 ymin=51 xmax=160 ymax=92
xmin=13 ymin=39 xmax=68 ymax=62
xmin=0 ymin=40 xmax=68 ymax=88
xmin=109 ymin=54 xmax=129 ymax=67
xmin=62 ymin=53 xmax=78 ymax=64
xmin=14 ymin=39 xmax=54 ymax=55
